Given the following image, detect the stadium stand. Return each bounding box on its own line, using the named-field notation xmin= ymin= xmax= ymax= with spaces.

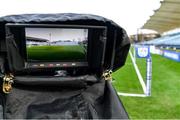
xmin=140 ymin=33 xmax=180 ymax=49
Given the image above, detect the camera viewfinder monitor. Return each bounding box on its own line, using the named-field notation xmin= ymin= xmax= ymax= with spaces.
xmin=6 ymin=24 xmax=107 ymax=72
xmin=26 ymin=28 xmax=88 ymax=62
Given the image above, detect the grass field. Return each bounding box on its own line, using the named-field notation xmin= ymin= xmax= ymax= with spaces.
xmin=161 ymin=48 xmax=180 ymax=52
xmin=27 ymin=45 xmax=86 ymax=61
xmin=113 ymin=53 xmax=180 ymax=119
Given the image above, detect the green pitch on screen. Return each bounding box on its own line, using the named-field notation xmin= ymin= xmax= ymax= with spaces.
xmin=27 ymin=45 xmax=86 ymax=61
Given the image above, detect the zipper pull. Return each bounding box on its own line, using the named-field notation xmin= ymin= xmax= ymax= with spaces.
xmin=3 ymin=73 xmax=14 ymax=94
xmin=102 ymin=70 xmax=112 ymax=81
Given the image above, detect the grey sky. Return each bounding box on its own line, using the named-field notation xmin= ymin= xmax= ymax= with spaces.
xmin=0 ymin=0 xmax=161 ymax=35
xmin=26 ymin=28 xmax=88 ymax=42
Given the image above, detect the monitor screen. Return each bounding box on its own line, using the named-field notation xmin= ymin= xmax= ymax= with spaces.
xmin=25 ymin=28 xmax=88 ymax=62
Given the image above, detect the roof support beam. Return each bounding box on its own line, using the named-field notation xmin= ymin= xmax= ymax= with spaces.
xmin=154 ymin=10 xmax=180 ymax=14
xmin=161 ymin=0 xmax=180 ymax=4
xmin=147 ymin=19 xmax=180 ymax=25
xmin=150 ymin=16 xmax=180 ymax=21
xmin=143 ymin=25 xmax=171 ymax=29
xmin=150 ymin=18 xmax=180 ymax=23
xmin=146 ymin=21 xmax=177 ymax=26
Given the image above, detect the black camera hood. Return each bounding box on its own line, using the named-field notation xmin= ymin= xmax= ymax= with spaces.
xmin=0 ymin=13 xmax=130 ymax=72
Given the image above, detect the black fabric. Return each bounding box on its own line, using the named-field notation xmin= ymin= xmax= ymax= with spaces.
xmin=0 ymin=14 xmax=130 ymax=119
xmin=14 ymin=75 xmax=97 ymax=87
xmin=103 ymin=81 xmax=129 ymax=118
xmin=113 ymin=29 xmax=131 ymax=70
xmin=0 ymin=55 xmax=5 ymax=74
xmin=0 ymin=93 xmax=3 ymax=119
xmin=0 ymin=56 xmax=5 ymax=119
xmin=5 ymin=87 xmax=90 ymax=119
xmin=6 ymin=34 xmax=25 ymax=72
xmin=0 ymin=13 xmax=130 ymax=71
xmin=4 ymin=77 xmax=128 ymax=119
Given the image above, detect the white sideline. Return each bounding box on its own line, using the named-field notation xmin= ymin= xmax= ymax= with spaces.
xmin=117 ymin=92 xmax=147 ymax=97
xmin=117 ymin=49 xmax=148 ymax=97
xmin=129 ymin=51 xmax=146 ymax=93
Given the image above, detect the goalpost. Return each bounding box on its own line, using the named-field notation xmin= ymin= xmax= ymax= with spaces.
xmin=118 ymin=44 xmax=152 ymax=97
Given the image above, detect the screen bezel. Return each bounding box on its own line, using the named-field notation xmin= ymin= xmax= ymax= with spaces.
xmin=6 ymin=23 xmax=107 ymax=70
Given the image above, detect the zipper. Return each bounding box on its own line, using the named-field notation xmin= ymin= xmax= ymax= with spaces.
xmin=2 ymin=73 xmax=14 ymax=94
xmin=102 ymin=70 xmax=112 ymax=81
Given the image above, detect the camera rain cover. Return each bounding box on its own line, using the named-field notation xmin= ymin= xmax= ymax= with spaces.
xmin=0 ymin=13 xmax=130 ymax=72
xmin=0 ymin=13 xmax=130 ymax=119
